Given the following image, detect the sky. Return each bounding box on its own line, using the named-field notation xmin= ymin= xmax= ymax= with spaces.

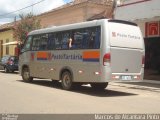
xmin=0 ymin=0 xmax=73 ymax=25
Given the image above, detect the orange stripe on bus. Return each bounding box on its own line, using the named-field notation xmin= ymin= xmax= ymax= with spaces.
xmin=37 ymin=52 xmax=48 ymax=59
xmin=83 ymin=51 xmax=100 ymax=59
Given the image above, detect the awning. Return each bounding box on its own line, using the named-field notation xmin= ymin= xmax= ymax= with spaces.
xmin=2 ymin=41 xmax=19 ymax=46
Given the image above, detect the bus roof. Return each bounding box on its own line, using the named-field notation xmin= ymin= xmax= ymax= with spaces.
xmin=28 ymin=19 xmax=107 ymax=35
xmin=28 ymin=19 xmax=137 ymax=36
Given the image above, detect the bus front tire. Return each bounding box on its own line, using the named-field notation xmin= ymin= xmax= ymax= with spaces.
xmin=22 ymin=67 xmax=33 ymax=82
xmin=90 ymin=83 xmax=108 ymax=90
xmin=61 ymin=71 xmax=73 ymax=90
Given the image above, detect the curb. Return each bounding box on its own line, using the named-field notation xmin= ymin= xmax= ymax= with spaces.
xmin=143 ymin=80 xmax=160 ymax=84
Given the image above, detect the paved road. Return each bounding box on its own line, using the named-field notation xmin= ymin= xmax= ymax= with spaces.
xmin=0 ymin=70 xmax=160 ymax=114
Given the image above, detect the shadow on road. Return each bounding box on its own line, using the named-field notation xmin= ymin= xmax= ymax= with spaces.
xmin=120 ymin=82 xmax=160 ymax=89
xmin=17 ymin=79 xmax=137 ymax=97
xmin=0 ymin=70 xmax=19 ymax=74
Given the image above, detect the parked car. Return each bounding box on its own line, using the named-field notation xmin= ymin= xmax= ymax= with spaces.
xmin=0 ymin=55 xmax=18 ymax=73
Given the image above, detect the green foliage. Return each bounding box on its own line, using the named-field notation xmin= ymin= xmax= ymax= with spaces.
xmin=13 ymin=13 xmax=41 ymax=43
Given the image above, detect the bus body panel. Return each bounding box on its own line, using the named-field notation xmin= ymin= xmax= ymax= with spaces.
xmin=19 ymin=51 xmax=31 ymax=73
xmin=102 ymin=20 xmax=145 ymax=81
xmin=24 ymin=50 xmax=101 ymax=83
xmin=110 ymin=47 xmax=143 ymax=73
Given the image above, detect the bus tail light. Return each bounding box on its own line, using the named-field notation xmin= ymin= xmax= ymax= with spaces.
xmin=142 ymin=55 xmax=145 ymax=67
xmin=112 ymin=75 xmax=120 ymax=80
xmin=103 ymin=53 xmax=111 ymax=66
xmin=133 ymin=75 xmax=140 ymax=80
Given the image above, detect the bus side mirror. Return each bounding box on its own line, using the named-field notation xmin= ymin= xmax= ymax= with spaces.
xmin=19 ymin=44 xmax=24 ymax=54
xmin=20 ymin=44 xmax=24 ymax=49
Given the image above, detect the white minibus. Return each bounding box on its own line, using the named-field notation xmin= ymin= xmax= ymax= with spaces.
xmin=19 ymin=19 xmax=145 ymax=90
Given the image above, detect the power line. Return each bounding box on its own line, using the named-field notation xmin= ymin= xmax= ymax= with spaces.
xmin=0 ymin=0 xmax=46 ymax=17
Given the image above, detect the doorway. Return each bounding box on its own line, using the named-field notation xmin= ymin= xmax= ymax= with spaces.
xmin=144 ymin=37 xmax=160 ymax=80
xmin=0 ymin=40 xmax=3 ymax=58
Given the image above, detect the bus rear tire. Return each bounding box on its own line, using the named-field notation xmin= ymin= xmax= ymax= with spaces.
xmin=61 ymin=71 xmax=73 ymax=90
xmin=90 ymin=83 xmax=108 ymax=90
xmin=22 ymin=67 xmax=33 ymax=82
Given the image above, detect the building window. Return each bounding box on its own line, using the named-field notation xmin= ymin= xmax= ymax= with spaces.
xmin=6 ymin=39 xmax=9 ymax=55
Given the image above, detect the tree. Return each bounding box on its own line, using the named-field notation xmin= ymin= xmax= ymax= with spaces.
xmin=13 ymin=13 xmax=41 ymax=44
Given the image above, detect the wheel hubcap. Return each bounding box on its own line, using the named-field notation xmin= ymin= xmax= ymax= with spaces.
xmin=23 ymin=70 xmax=29 ymax=80
xmin=63 ymin=74 xmax=71 ymax=87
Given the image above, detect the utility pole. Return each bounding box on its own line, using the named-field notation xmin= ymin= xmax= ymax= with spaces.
xmin=112 ymin=0 xmax=117 ymax=19
xmin=14 ymin=16 xmax=16 ymax=24
xmin=104 ymin=0 xmax=117 ymax=19
xmin=31 ymin=0 xmax=34 ymax=15
xmin=103 ymin=0 xmax=114 ymax=19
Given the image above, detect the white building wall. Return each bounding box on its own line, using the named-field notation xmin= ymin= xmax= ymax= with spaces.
xmin=115 ymin=0 xmax=160 ymax=21
xmin=115 ymin=0 xmax=160 ymax=38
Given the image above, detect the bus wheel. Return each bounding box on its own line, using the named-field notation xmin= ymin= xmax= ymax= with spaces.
xmin=90 ymin=83 xmax=108 ymax=90
xmin=22 ymin=67 xmax=33 ymax=82
xmin=61 ymin=71 xmax=73 ymax=90
xmin=4 ymin=67 xmax=9 ymax=73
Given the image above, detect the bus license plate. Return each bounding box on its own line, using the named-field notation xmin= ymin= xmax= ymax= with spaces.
xmin=121 ymin=76 xmax=132 ymax=80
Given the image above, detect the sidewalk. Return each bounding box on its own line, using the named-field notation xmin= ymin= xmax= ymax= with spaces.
xmin=143 ymin=69 xmax=160 ymax=85
xmin=109 ymin=79 xmax=160 ymax=91
xmin=144 ymin=69 xmax=160 ymax=81
xmin=143 ymin=79 xmax=160 ymax=84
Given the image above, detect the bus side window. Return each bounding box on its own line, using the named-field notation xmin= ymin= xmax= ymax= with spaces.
xmin=32 ymin=36 xmax=41 ymax=51
xmin=68 ymin=31 xmax=75 ymax=49
xmin=21 ymin=36 xmax=32 ymax=52
xmin=89 ymin=31 xmax=95 ymax=49
xmin=39 ymin=34 xmax=48 ymax=50
xmin=73 ymin=31 xmax=83 ymax=49
xmin=94 ymin=27 xmax=101 ymax=49
xmin=62 ymin=32 xmax=70 ymax=49
xmin=81 ymin=26 xmax=100 ymax=49
xmin=47 ymin=33 xmax=55 ymax=50
xmin=82 ymin=31 xmax=89 ymax=49
xmin=55 ymin=33 xmax=62 ymax=49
